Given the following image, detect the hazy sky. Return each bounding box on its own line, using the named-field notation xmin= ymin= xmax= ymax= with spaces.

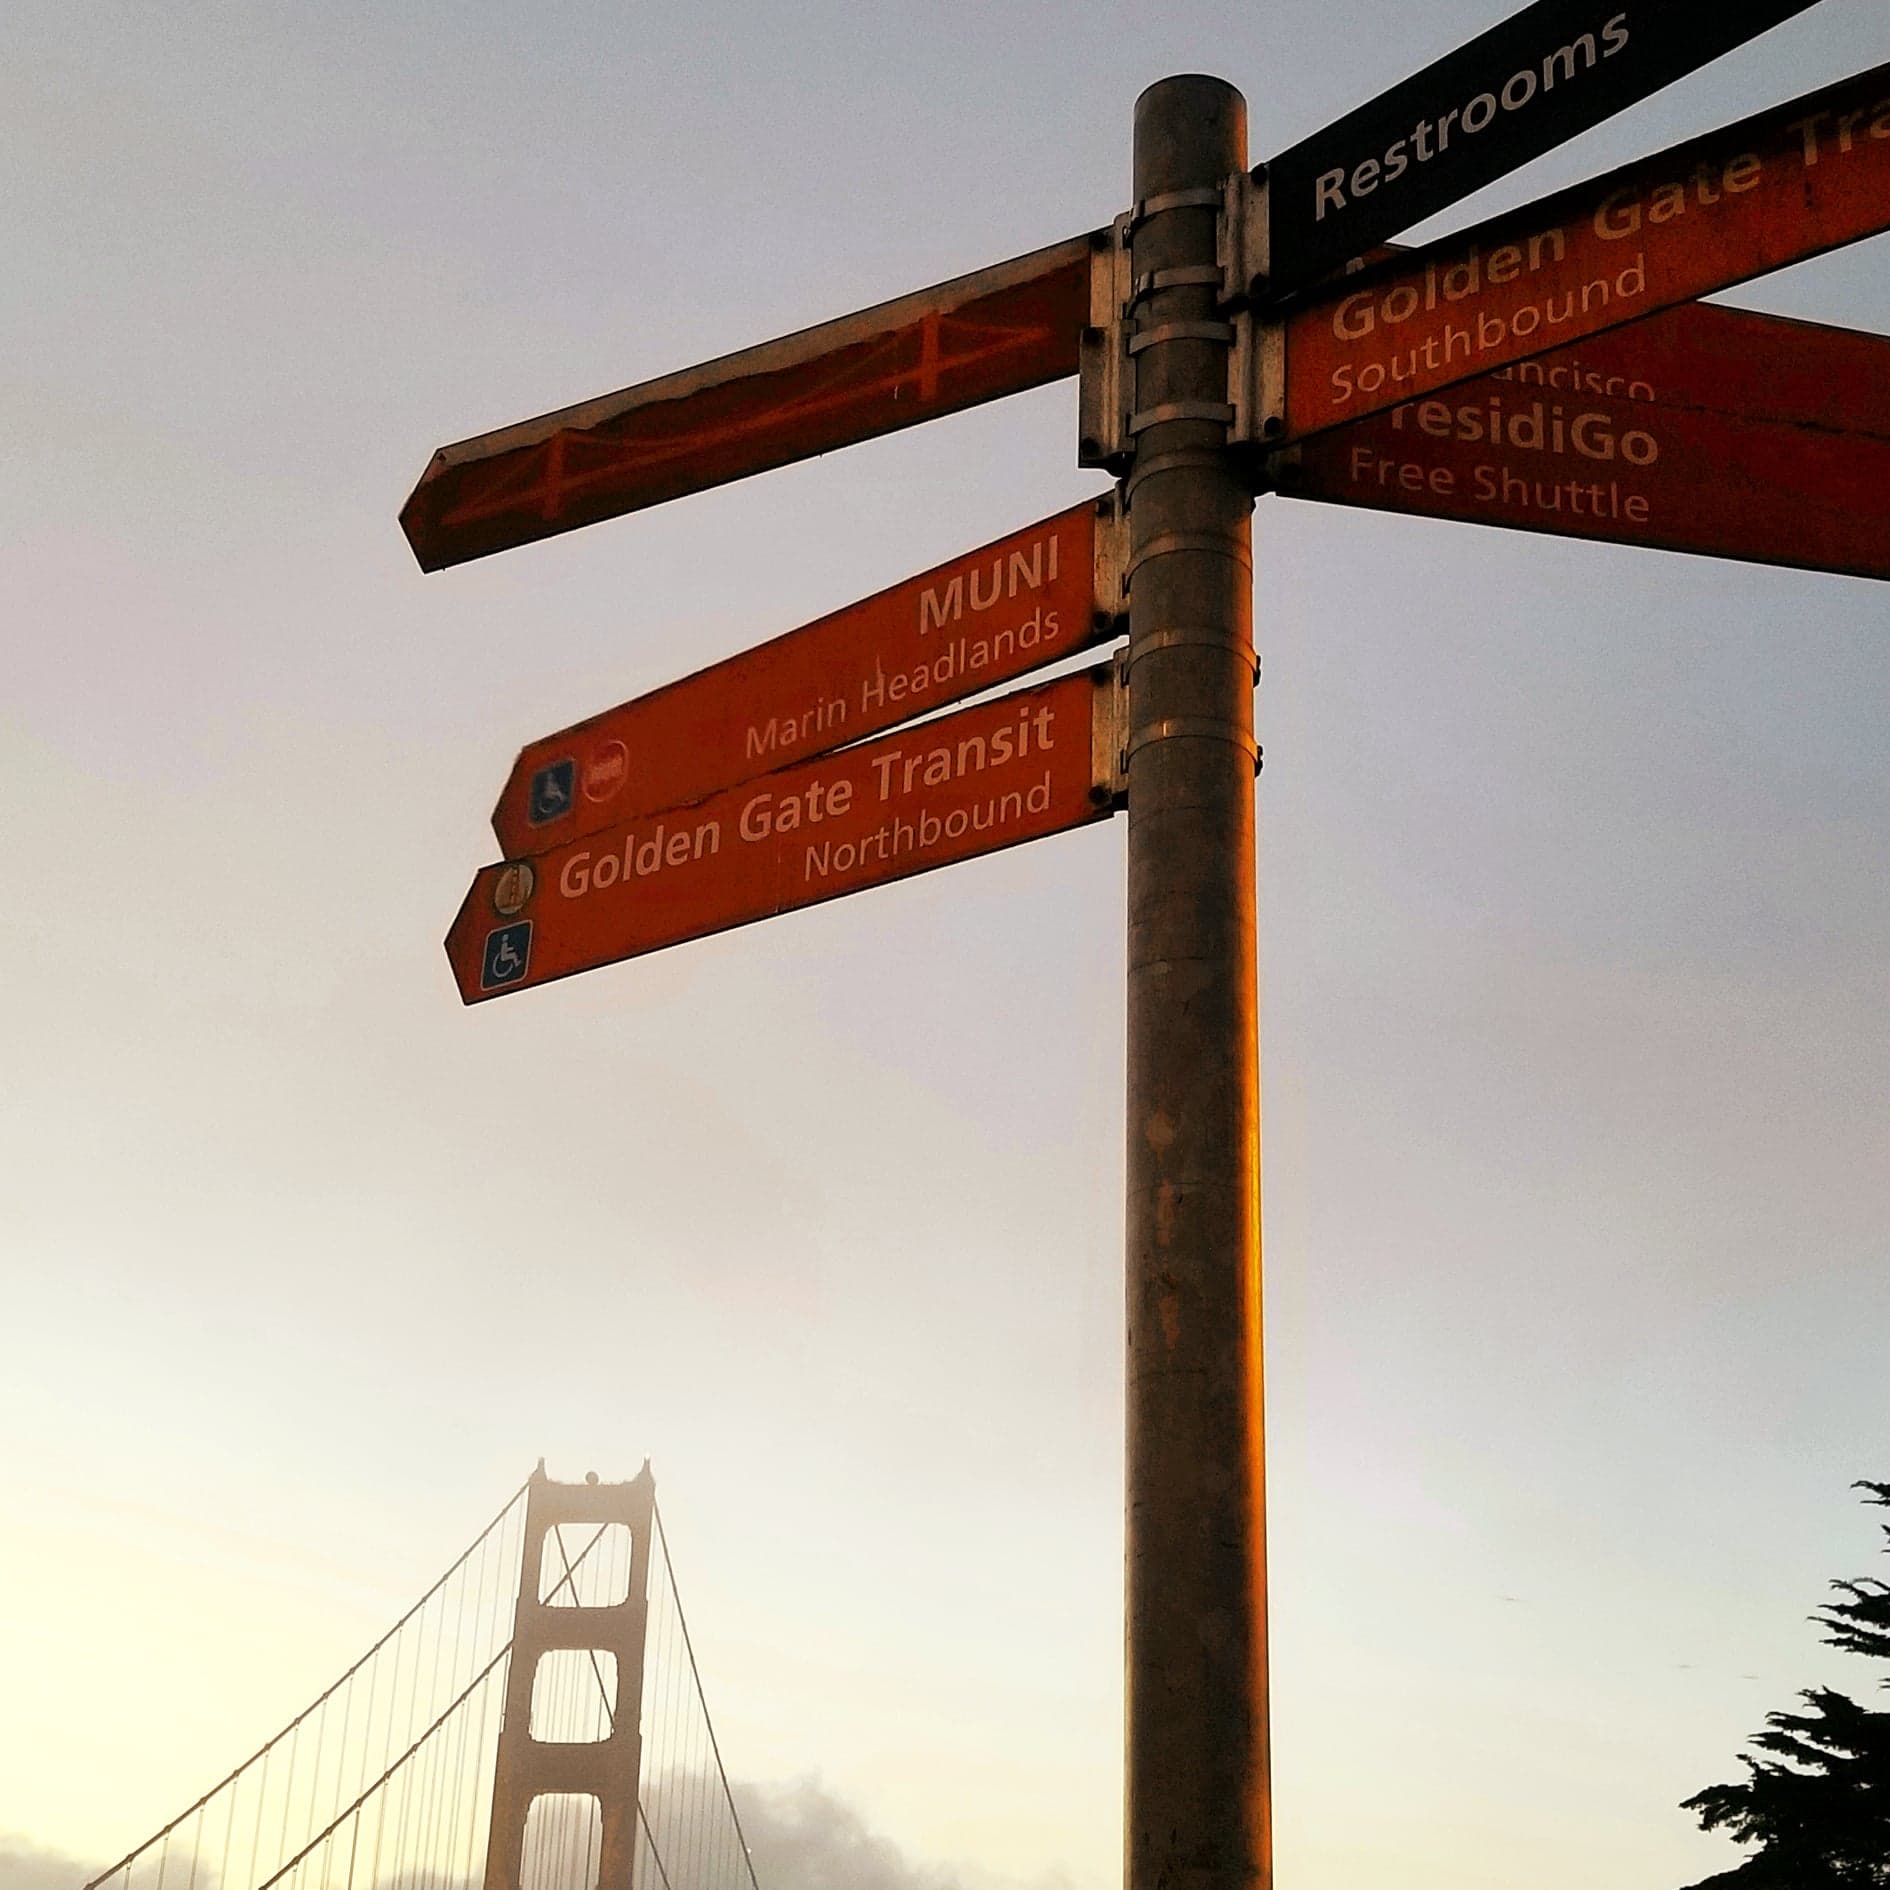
xmin=5 ymin=4 xmax=1889 ymax=1888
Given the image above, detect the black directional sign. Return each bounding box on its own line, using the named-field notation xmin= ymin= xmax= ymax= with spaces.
xmin=1264 ymin=0 xmax=1824 ymax=296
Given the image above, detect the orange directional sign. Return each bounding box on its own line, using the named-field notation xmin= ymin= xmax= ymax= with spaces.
xmin=1480 ymin=297 xmax=1890 ymax=441
xmin=1274 ymin=302 xmax=1890 ymax=580
xmin=1282 ymin=59 xmax=1890 ymax=443
xmin=448 ymin=666 xmax=1120 ymax=1004
xmin=492 ymin=498 xmax=1122 ymax=857
xmin=403 ymin=235 xmax=1096 ymax=570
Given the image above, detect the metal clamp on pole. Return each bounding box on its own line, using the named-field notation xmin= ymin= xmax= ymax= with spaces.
xmin=1096 ymin=649 xmax=1132 ymax=807
xmin=1093 ymin=488 xmax=1132 ymax=628
xmin=1129 ymin=399 xmax=1237 ymax=434
xmin=1126 ymin=445 xmax=1234 ymax=492
xmin=1215 ymin=166 xmax=1286 ymax=462
xmin=1079 ymin=213 xmax=1135 ymax=471
xmin=1219 ymin=166 xmax=1271 ymax=307
xmin=1128 ymin=321 xmax=1236 ymax=354
xmin=1229 ymin=311 xmax=1286 ymax=461
xmin=1125 ymin=528 xmax=1253 ymax=583
xmin=1129 ymin=263 xmax=1226 ymax=305
xmin=1125 ymin=713 xmax=1261 ymax=777
xmin=1127 ymin=183 xmax=1225 ymax=234
xmin=1126 ymin=622 xmax=1263 ymax=684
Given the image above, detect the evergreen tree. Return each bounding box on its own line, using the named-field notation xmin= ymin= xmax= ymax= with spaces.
xmin=1681 ymin=1481 xmax=1890 ymax=1887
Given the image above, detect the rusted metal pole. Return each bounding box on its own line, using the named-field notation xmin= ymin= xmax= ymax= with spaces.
xmin=1122 ymin=74 xmax=1268 ymax=1890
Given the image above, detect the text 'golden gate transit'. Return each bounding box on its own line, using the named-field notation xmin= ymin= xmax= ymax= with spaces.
xmin=1281 ymin=58 xmax=1890 ymax=441
xmin=448 ymin=667 xmax=1121 ymax=1004
xmin=491 ymin=499 xmax=1124 ymax=857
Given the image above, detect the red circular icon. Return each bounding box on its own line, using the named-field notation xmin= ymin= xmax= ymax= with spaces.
xmin=582 ymin=740 xmax=629 ymax=803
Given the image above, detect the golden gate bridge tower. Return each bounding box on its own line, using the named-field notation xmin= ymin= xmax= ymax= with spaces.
xmin=85 ymin=1464 xmax=760 ymax=1890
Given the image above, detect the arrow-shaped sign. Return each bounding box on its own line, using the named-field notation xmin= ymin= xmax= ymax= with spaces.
xmin=490 ymin=497 xmax=1123 ymax=857
xmin=448 ymin=665 xmax=1122 ymax=1004
xmin=1264 ymin=0 xmax=1827 ymax=297
xmin=1275 ymin=301 xmax=1890 ymax=582
xmin=403 ymin=17 xmax=1869 ymax=576
xmin=1278 ymin=58 xmax=1890 ymax=443
xmin=402 ymin=235 xmax=1097 ymax=571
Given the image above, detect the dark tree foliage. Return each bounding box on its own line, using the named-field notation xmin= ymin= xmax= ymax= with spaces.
xmin=1681 ymin=1481 xmax=1890 ymax=1888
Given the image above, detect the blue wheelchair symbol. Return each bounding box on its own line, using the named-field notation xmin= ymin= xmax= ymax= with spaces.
xmin=529 ymin=759 xmax=576 ymax=825
xmin=481 ymin=922 xmax=532 ymax=991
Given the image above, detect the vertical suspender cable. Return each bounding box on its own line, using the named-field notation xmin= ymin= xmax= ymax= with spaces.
xmin=84 ymin=1477 xmax=534 ymax=1890
xmin=653 ymin=1504 xmax=761 ymax=1890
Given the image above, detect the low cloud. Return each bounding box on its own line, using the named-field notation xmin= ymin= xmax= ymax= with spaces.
xmin=733 ymin=1779 xmax=1075 ymax=1890
xmin=1 ymin=1835 xmax=100 ymax=1890
xmin=733 ymin=1780 xmax=962 ymax=1890
xmin=3 ymin=1782 xmax=1068 ymax=1890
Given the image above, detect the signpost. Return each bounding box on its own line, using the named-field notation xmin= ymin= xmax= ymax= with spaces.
xmin=490 ymin=498 xmax=1124 ymax=856
xmin=1278 ymin=58 xmax=1890 ymax=442
xmin=1273 ymin=303 xmax=1890 ymax=580
xmin=1119 ymin=81 xmax=1268 ymax=1890
xmin=1263 ymin=0 xmax=1823 ymax=296
xmin=1396 ymin=295 xmax=1890 ymax=441
xmin=401 ymin=235 xmax=1095 ymax=570
xmin=448 ymin=667 xmax=1120 ymax=1004
xmin=411 ymin=7 xmax=1890 ymax=1890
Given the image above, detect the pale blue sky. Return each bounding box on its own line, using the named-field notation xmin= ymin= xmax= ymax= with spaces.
xmin=4 ymin=4 xmax=1888 ymax=1888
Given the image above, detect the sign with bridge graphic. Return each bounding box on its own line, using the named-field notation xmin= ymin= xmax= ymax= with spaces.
xmin=393 ymin=7 xmax=1890 ymax=1890
xmin=400 ymin=236 xmax=1095 ymax=571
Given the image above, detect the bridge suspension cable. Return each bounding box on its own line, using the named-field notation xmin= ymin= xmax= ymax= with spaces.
xmin=85 ymin=1473 xmax=536 ymax=1890
xmin=634 ymin=1502 xmax=760 ymax=1890
xmin=81 ymin=1471 xmax=764 ymax=1890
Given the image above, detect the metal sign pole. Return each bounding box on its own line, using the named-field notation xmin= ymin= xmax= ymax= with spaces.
xmin=1122 ymin=74 xmax=1269 ymax=1890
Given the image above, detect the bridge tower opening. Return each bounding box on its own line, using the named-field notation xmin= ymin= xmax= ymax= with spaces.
xmin=485 ymin=1463 xmax=656 ymax=1890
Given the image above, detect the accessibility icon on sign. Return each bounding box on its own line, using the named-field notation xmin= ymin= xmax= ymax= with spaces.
xmin=481 ymin=922 xmax=532 ymax=992
xmin=528 ymin=759 xmax=576 ymax=826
